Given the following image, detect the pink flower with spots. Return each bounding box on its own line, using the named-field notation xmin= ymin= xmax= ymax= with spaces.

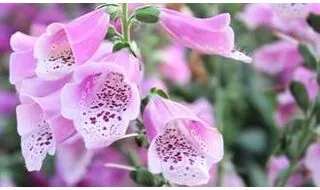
xmin=159 ymin=8 xmax=252 ymax=63
xmin=60 ymin=51 xmax=141 ymax=149
xmin=305 ymin=142 xmax=320 ymax=186
xmin=10 ymin=9 xmax=109 ymax=83
xmin=143 ymin=95 xmax=223 ymax=186
xmin=16 ymin=91 xmax=75 ymax=171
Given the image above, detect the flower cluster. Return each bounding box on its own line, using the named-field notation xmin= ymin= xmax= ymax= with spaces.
xmin=6 ymin=3 xmax=257 ymax=186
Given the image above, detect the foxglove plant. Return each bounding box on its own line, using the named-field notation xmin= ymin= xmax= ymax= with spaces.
xmin=7 ymin=2 xmax=262 ymax=186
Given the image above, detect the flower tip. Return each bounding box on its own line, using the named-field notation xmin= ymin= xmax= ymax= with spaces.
xmin=225 ymin=50 xmax=252 ymax=63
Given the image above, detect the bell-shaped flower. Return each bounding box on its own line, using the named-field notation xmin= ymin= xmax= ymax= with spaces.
xmin=143 ymin=95 xmax=223 ymax=186
xmin=16 ymin=91 xmax=75 ymax=171
xmin=253 ymin=41 xmax=302 ymax=79
xmin=305 ymin=142 xmax=320 ymax=186
xmin=159 ymin=8 xmax=252 ymax=63
xmin=10 ymin=9 xmax=109 ymax=83
xmin=60 ymin=51 xmax=141 ymax=149
xmin=33 ymin=9 xmax=109 ymax=80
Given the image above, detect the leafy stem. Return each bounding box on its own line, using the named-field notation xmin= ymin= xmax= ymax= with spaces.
xmin=121 ymin=3 xmax=130 ymax=43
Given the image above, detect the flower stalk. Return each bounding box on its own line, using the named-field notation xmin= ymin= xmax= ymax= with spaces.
xmin=121 ymin=3 xmax=130 ymax=43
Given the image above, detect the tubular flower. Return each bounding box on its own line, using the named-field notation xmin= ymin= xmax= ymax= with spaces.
xmin=60 ymin=51 xmax=141 ymax=149
xmin=143 ymin=95 xmax=223 ymax=186
xmin=9 ymin=9 xmax=109 ymax=83
xmin=16 ymin=91 xmax=75 ymax=171
xmin=159 ymin=8 xmax=252 ymax=63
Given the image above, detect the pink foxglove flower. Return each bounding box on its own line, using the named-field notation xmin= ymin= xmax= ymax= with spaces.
xmin=253 ymin=41 xmax=302 ymax=86
xmin=159 ymin=8 xmax=252 ymax=63
xmin=8 ymin=30 xmax=69 ymax=97
xmin=16 ymin=91 xmax=75 ymax=171
xmin=143 ymin=95 xmax=223 ymax=186
xmin=267 ymin=155 xmax=305 ymax=186
xmin=60 ymin=51 xmax=141 ymax=149
xmin=305 ymin=142 xmax=320 ymax=186
xmin=10 ymin=9 xmax=109 ymax=83
xmin=159 ymin=43 xmax=191 ymax=85
xmin=33 ymin=9 xmax=109 ymax=80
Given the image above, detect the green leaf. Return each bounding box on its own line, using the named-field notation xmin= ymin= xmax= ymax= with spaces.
xmin=307 ymin=13 xmax=320 ymax=33
xmin=135 ymin=6 xmax=160 ymax=23
xmin=289 ymin=81 xmax=309 ymax=113
xmin=298 ymin=44 xmax=318 ymax=70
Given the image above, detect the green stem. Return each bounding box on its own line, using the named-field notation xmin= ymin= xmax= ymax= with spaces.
xmin=121 ymin=3 xmax=130 ymax=43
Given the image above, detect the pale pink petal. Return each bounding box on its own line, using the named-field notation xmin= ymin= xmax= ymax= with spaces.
xmin=33 ymin=9 xmax=109 ymax=80
xmin=16 ymin=75 xmax=71 ymax=97
xmin=17 ymin=103 xmax=56 ymax=171
xmin=61 ymin=61 xmax=140 ymax=149
xmin=49 ymin=115 xmax=76 ymax=144
xmin=56 ymin=136 xmax=94 ymax=185
xmin=159 ymin=8 xmax=251 ymax=63
xmin=10 ymin=32 xmax=36 ymax=51
xmin=149 ymin=121 xmax=211 ymax=186
xmin=97 ymin=49 xmax=144 ymax=84
xmin=143 ymin=96 xmax=223 ymax=186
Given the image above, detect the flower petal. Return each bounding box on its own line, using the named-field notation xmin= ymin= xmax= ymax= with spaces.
xmin=33 ymin=9 xmax=109 ymax=81
xmin=61 ymin=61 xmax=140 ymax=149
xmin=17 ymin=103 xmax=56 ymax=171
